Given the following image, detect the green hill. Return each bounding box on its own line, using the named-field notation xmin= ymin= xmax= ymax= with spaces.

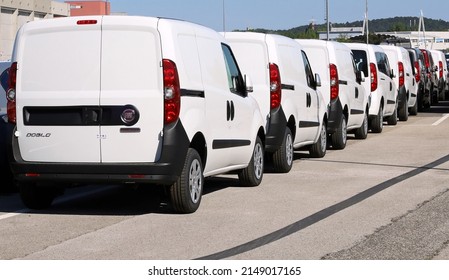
xmin=239 ymin=16 xmax=449 ymax=39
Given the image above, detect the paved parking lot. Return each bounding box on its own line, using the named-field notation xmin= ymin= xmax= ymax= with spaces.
xmin=1 ymin=102 xmax=448 ymax=260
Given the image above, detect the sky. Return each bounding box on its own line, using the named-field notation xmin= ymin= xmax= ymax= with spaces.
xmin=102 ymin=0 xmax=449 ymax=32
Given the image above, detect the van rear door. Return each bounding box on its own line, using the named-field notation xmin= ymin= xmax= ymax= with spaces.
xmin=17 ymin=17 xmax=103 ymax=163
xmin=100 ymin=17 xmax=163 ymax=163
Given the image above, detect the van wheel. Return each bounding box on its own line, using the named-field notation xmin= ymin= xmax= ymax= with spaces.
xmin=370 ymin=105 xmax=383 ymax=133
xmin=331 ymin=114 xmax=347 ymax=149
xmin=398 ymin=99 xmax=408 ymax=121
xmin=272 ymin=127 xmax=293 ymax=173
xmin=170 ymin=148 xmax=203 ymax=214
xmin=239 ymin=136 xmax=264 ymax=186
xmin=387 ymin=106 xmax=398 ymax=125
xmin=309 ymin=121 xmax=327 ymax=158
xmin=354 ymin=112 xmax=368 ymax=139
xmin=19 ymin=182 xmax=59 ymax=210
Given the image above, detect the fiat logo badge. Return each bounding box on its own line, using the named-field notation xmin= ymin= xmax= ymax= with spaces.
xmin=121 ymin=108 xmax=136 ymax=124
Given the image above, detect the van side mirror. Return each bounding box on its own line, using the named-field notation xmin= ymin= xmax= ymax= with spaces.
xmin=356 ymin=70 xmax=365 ymax=84
xmin=315 ymin=73 xmax=321 ymax=88
xmin=244 ymin=74 xmax=253 ymax=94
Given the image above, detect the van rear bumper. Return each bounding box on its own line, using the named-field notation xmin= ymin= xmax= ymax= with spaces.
xmin=9 ymin=120 xmax=190 ymax=186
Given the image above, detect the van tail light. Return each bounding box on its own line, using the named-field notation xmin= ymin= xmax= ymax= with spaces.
xmin=439 ymin=61 xmax=443 ymax=79
xmin=6 ymin=62 xmax=17 ymax=124
xmin=329 ymin=63 xmax=339 ymax=100
xmin=370 ymin=62 xmax=378 ymax=92
xmin=414 ymin=61 xmax=421 ymax=82
xmin=269 ymin=63 xmax=281 ymax=110
xmin=398 ymin=62 xmax=404 ymax=87
xmin=163 ymin=59 xmax=181 ymax=125
xmin=77 ymin=20 xmax=98 ymax=25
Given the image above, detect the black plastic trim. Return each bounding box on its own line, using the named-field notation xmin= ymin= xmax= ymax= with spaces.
xmin=181 ymin=89 xmax=205 ymax=98
xmin=265 ymin=106 xmax=287 ymax=153
xmin=212 ymin=139 xmax=251 ymax=149
xmin=350 ymin=109 xmax=365 ymax=115
xmin=298 ymin=121 xmax=320 ymax=128
xmin=327 ymin=98 xmax=343 ymax=133
xmin=281 ymin=84 xmax=295 ymax=90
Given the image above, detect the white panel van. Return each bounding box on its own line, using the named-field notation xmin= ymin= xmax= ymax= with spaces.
xmin=7 ymin=16 xmax=266 ymax=213
xmin=345 ymin=43 xmax=397 ymax=133
xmin=299 ymin=39 xmax=369 ymax=148
xmin=224 ymin=32 xmax=327 ymax=173
xmin=381 ymin=45 xmax=416 ymax=121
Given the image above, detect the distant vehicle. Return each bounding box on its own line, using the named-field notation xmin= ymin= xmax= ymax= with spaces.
xmin=224 ymin=32 xmax=327 ymax=173
xmin=7 ymin=16 xmax=266 ymax=213
xmin=428 ymin=50 xmax=448 ymax=101
xmin=298 ymin=39 xmax=369 ymax=147
xmin=420 ymin=49 xmax=438 ymax=105
xmin=380 ymin=45 xmax=416 ymax=121
xmin=345 ymin=43 xmax=397 ymax=133
xmin=406 ymin=48 xmax=425 ymax=114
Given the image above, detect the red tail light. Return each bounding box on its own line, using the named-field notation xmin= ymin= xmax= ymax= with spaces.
xmin=370 ymin=62 xmax=378 ymax=92
xmin=269 ymin=63 xmax=281 ymax=109
xmin=414 ymin=61 xmax=421 ymax=82
xmin=77 ymin=20 xmax=98 ymax=25
xmin=6 ymin=62 xmax=17 ymax=124
xmin=398 ymin=62 xmax=404 ymax=87
xmin=162 ymin=59 xmax=181 ymax=125
xmin=439 ymin=61 xmax=443 ymax=79
xmin=329 ymin=63 xmax=339 ymax=100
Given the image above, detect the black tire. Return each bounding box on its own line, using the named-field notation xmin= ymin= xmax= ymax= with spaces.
xmin=309 ymin=121 xmax=327 ymax=158
xmin=387 ymin=105 xmax=397 ymax=125
xmin=272 ymin=127 xmax=293 ymax=173
xmin=170 ymin=148 xmax=203 ymax=214
xmin=239 ymin=136 xmax=264 ymax=186
xmin=370 ymin=105 xmax=383 ymax=133
xmin=398 ymin=98 xmax=408 ymax=121
xmin=354 ymin=112 xmax=369 ymax=140
xmin=19 ymin=182 xmax=58 ymax=210
xmin=331 ymin=114 xmax=347 ymax=150
xmin=409 ymin=98 xmax=418 ymax=116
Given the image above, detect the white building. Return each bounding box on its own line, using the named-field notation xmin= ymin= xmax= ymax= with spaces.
xmin=381 ymin=31 xmax=449 ymax=51
xmin=0 ymin=0 xmax=69 ymax=61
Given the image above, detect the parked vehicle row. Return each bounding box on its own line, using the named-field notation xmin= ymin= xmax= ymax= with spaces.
xmin=1 ymin=16 xmax=448 ymax=213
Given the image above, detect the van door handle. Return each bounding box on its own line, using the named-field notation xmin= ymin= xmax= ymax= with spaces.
xmin=230 ymin=101 xmax=235 ymax=121
xmin=390 ymin=82 xmax=393 ymax=91
xmin=306 ymin=93 xmax=311 ymax=107
xmin=355 ymin=88 xmax=359 ymax=99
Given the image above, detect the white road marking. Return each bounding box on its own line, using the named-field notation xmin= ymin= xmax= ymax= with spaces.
xmin=432 ymin=114 xmax=449 ymax=126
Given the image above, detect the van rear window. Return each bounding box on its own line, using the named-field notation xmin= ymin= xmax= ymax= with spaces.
xmin=352 ymin=50 xmax=368 ymax=77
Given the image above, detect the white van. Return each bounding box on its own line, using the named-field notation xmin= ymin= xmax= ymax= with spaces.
xmin=223 ymin=32 xmax=327 ymax=173
xmin=7 ymin=16 xmax=266 ymax=213
xmin=381 ymin=45 xmax=416 ymax=121
xmin=345 ymin=43 xmax=397 ymax=133
xmin=429 ymin=49 xmax=448 ymax=101
xmin=298 ymin=39 xmax=369 ymax=148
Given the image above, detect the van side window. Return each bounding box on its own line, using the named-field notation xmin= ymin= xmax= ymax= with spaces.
xmin=375 ymin=52 xmax=390 ymax=76
xmin=301 ymin=51 xmax=315 ymax=89
xmin=350 ymin=53 xmax=358 ymax=78
xmin=352 ymin=50 xmax=368 ymax=77
xmin=221 ymin=44 xmax=245 ymax=96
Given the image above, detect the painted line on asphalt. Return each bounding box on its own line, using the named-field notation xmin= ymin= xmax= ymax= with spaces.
xmin=196 ymin=153 xmax=449 ymax=260
xmin=432 ymin=114 xmax=449 ymax=126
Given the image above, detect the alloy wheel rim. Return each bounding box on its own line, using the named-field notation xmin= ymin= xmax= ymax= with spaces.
xmin=254 ymin=143 xmax=263 ymax=179
xmin=189 ymin=159 xmax=202 ymax=203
